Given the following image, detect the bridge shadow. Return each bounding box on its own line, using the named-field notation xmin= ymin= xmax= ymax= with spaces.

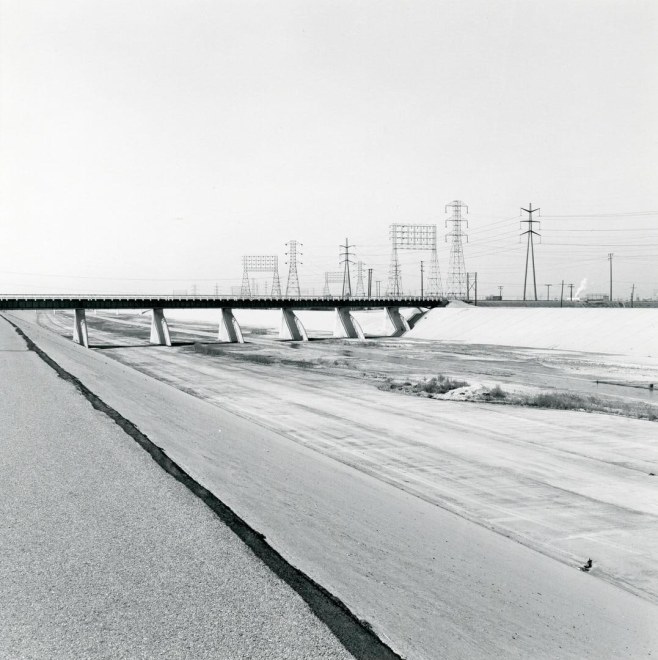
xmin=302 ymin=335 xmax=391 ymax=341
xmin=91 ymin=340 xmax=197 ymax=350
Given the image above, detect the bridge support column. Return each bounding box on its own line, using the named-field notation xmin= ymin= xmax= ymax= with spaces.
xmin=72 ymin=309 xmax=89 ymax=348
xmin=280 ymin=308 xmax=309 ymax=341
xmin=333 ymin=307 xmax=365 ymax=340
xmin=406 ymin=308 xmax=429 ymax=329
xmin=150 ymin=308 xmax=172 ymax=346
xmin=384 ymin=307 xmax=411 ymax=337
xmin=218 ymin=309 xmax=244 ymax=343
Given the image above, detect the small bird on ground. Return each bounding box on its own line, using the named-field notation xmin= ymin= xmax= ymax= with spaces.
xmin=580 ymin=558 xmax=593 ymax=572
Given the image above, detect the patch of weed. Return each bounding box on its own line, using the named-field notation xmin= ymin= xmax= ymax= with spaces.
xmin=413 ymin=375 xmax=469 ymax=394
xmin=490 ymin=384 xmax=508 ymax=400
xmin=524 ymin=392 xmax=594 ymax=410
xmin=280 ymin=359 xmax=316 ymax=369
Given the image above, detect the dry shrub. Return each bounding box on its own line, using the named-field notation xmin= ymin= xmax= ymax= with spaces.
xmin=413 ymin=375 xmax=469 ymax=394
xmin=489 ymin=384 xmax=508 ymax=399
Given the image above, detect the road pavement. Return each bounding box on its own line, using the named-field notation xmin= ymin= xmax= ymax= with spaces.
xmin=0 ymin=317 xmax=356 ymax=659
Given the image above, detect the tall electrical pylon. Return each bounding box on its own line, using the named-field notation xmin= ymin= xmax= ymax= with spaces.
xmin=354 ymin=261 xmax=366 ymax=297
xmin=285 ymin=240 xmax=302 ymax=297
xmin=427 ymin=248 xmax=442 ymax=298
xmin=339 ymin=238 xmax=355 ymax=298
xmin=387 ymin=244 xmax=402 ymax=296
xmin=520 ymin=203 xmax=541 ymax=301
xmin=240 ymin=259 xmax=251 ymax=297
xmin=271 ymin=264 xmax=282 ymax=297
xmin=445 ymin=200 xmax=469 ymax=299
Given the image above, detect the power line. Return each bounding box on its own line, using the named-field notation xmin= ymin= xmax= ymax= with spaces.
xmin=541 ymin=211 xmax=657 ymax=218
xmin=543 ymin=228 xmax=658 ymax=232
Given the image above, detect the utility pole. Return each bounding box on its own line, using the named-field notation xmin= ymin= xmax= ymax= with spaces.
xmin=376 ymin=280 xmax=382 ymax=297
xmin=420 ymin=261 xmax=425 ymax=298
xmin=339 ymin=238 xmax=355 ymax=298
xmin=568 ymin=283 xmax=574 ymax=302
xmin=213 ymin=283 xmax=219 ymax=297
xmin=521 ymin=203 xmax=541 ymax=301
xmin=367 ymin=268 xmax=373 ymax=298
xmin=498 ymin=285 xmax=503 ymax=299
xmin=608 ymin=253 xmax=614 ymax=302
xmin=560 ymin=280 xmax=564 ymax=308
xmin=545 ymin=283 xmax=552 ymax=300
xmin=466 ymin=272 xmax=478 ymax=305
xmin=631 ymin=283 xmax=635 ymax=307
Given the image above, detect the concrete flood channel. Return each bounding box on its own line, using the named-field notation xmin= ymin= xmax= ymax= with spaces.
xmin=12 ymin=309 xmax=658 ymax=658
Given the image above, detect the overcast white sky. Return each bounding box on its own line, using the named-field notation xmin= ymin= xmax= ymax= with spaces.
xmin=1 ymin=0 xmax=657 ymax=298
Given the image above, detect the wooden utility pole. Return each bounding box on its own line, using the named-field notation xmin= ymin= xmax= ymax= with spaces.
xmin=560 ymin=280 xmax=564 ymax=307
xmin=545 ymin=283 xmax=552 ymax=300
xmin=367 ymin=268 xmax=373 ymax=298
xmin=631 ymin=283 xmax=635 ymax=307
xmin=608 ymin=253 xmax=614 ymax=302
xmin=568 ymin=283 xmax=574 ymax=301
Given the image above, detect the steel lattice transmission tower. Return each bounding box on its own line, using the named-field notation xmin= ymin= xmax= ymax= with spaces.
xmin=339 ymin=238 xmax=355 ymax=298
xmin=387 ymin=240 xmax=402 ymax=297
xmin=520 ymin=203 xmax=541 ymax=301
xmin=241 ymin=255 xmax=281 ymax=297
xmin=354 ymin=261 xmax=366 ymax=297
xmin=285 ymin=240 xmax=302 ymax=297
xmin=323 ymin=271 xmax=343 ymax=296
xmin=445 ymin=200 xmax=469 ymax=299
xmin=445 ymin=199 xmax=468 ymax=300
xmin=387 ymin=224 xmax=442 ymax=297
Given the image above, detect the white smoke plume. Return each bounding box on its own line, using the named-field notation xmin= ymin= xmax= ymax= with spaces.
xmin=574 ymin=277 xmax=588 ymax=300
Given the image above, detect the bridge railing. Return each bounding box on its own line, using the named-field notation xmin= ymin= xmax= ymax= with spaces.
xmin=0 ymin=293 xmax=446 ymax=302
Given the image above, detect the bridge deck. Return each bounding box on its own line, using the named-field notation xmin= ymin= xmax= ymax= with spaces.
xmin=0 ymin=297 xmax=447 ymax=311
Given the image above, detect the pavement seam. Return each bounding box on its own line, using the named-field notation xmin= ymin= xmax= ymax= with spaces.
xmin=4 ymin=316 xmax=404 ymax=660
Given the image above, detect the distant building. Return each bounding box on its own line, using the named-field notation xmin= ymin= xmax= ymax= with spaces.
xmin=584 ymin=293 xmax=611 ymax=306
xmin=485 ymin=295 xmax=503 ymax=301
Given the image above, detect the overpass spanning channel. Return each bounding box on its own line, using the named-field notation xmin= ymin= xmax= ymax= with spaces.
xmin=0 ymin=296 xmax=447 ymax=348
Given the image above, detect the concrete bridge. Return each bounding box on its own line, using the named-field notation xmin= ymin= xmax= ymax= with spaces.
xmin=0 ymin=296 xmax=446 ymax=348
